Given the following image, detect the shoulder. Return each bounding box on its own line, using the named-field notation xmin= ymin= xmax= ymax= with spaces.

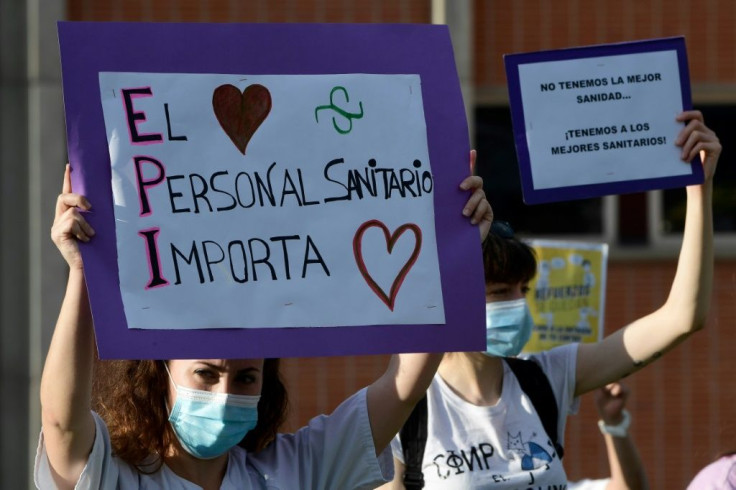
xmin=524 ymin=343 xmax=578 ymax=370
xmin=249 ymin=388 xmax=392 ymax=488
xmin=522 ymin=344 xmax=578 ymax=387
xmin=687 ymin=454 xmax=736 ymax=489
xmin=251 ymin=387 xmax=373 ymax=461
xmin=520 ymin=344 xmax=581 ymax=437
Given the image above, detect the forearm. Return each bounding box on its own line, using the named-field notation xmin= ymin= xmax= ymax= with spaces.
xmin=604 ymin=433 xmax=648 ymax=490
xmin=616 ymin=182 xmax=713 ymax=374
xmin=664 ymin=182 xmax=713 ymax=331
xmin=40 ymin=267 xmax=96 ymax=479
xmin=367 ymin=352 xmax=443 ymax=454
xmin=659 ymin=110 xmax=720 ymax=338
xmin=576 ymin=114 xmax=719 ymax=392
xmin=41 ymin=268 xmax=95 ymax=426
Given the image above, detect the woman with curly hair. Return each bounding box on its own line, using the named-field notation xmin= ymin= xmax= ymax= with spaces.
xmin=35 ymin=156 xmax=492 ymax=489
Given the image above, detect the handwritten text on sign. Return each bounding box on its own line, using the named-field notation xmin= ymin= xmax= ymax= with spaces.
xmin=99 ymin=73 xmax=444 ymax=330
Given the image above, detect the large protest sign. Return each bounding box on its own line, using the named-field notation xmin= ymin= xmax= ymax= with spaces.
xmin=101 ymin=73 xmax=443 ymax=330
xmin=523 ymin=240 xmax=608 ymax=353
xmin=58 ymin=22 xmax=485 ymax=359
xmin=505 ymin=37 xmax=702 ymax=204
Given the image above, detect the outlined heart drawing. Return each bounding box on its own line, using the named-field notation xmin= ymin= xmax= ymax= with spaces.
xmin=353 ymin=220 xmax=423 ymax=311
xmin=212 ymin=83 xmax=271 ymax=155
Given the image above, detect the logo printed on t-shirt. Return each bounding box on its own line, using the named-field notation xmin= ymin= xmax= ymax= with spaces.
xmin=430 ymin=442 xmax=495 ymax=479
xmin=428 ymin=433 xmax=562 ymax=486
xmin=507 ymin=431 xmax=554 ymax=471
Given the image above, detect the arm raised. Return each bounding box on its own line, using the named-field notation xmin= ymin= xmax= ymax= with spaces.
xmin=367 ymin=353 xmax=444 ymax=455
xmin=40 ymin=165 xmax=97 ymax=489
xmin=596 ymin=383 xmax=648 ymax=490
xmin=576 ymin=111 xmax=720 ymax=395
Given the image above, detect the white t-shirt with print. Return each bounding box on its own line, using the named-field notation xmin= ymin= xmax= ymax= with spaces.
xmin=35 ymin=387 xmax=392 ymax=490
xmin=392 ymin=343 xmax=579 ymax=489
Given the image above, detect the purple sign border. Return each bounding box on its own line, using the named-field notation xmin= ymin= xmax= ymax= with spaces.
xmin=57 ymin=22 xmax=486 ymax=360
xmin=504 ymin=37 xmax=703 ymax=205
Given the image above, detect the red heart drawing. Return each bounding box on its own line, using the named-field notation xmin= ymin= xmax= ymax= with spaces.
xmin=353 ymin=220 xmax=423 ymax=311
xmin=212 ymin=84 xmax=271 ymax=155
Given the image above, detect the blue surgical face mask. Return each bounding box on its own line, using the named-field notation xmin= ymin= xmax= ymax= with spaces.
xmin=484 ymin=298 xmax=534 ymax=357
xmin=165 ymin=365 xmax=260 ymax=460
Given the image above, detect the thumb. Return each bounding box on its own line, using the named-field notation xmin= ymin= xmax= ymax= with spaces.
xmin=63 ymin=163 xmax=72 ymax=194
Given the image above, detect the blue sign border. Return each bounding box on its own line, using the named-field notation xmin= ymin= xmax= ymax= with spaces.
xmin=504 ymin=37 xmax=702 ymax=205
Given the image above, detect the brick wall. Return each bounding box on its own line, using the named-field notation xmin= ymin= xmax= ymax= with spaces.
xmin=475 ymin=0 xmax=736 ymax=90
xmin=67 ymin=0 xmax=430 ymax=23
xmin=563 ymin=259 xmax=736 ymax=485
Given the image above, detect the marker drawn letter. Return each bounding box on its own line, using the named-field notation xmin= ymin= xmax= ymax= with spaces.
xmin=134 ymin=156 xmax=166 ymax=216
xmin=121 ymin=87 xmax=163 ymax=145
xmin=138 ymin=227 xmax=170 ymax=289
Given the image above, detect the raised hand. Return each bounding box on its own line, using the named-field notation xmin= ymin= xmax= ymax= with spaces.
xmin=675 ymin=110 xmax=721 ymax=182
xmin=595 ymin=382 xmax=629 ymax=425
xmin=460 ymin=150 xmax=494 ymax=241
xmin=50 ymin=164 xmax=94 ymax=270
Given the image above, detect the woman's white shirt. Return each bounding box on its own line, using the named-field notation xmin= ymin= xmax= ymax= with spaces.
xmin=35 ymin=387 xmax=392 ymax=489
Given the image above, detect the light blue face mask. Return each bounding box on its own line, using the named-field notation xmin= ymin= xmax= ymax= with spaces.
xmin=165 ymin=365 xmax=260 ymax=460
xmin=484 ymin=298 xmax=534 ymax=357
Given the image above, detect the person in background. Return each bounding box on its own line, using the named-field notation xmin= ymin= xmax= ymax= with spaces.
xmin=687 ymin=452 xmax=736 ymax=489
xmin=568 ymin=382 xmax=648 ymax=490
xmin=382 ymin=110 xmax=720 ymax=489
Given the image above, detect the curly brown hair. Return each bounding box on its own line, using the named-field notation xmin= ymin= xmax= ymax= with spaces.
xmin=92 ymin=358 xmax=288 ymax=473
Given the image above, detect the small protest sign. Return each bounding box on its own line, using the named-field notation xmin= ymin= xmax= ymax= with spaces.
xmin=523 ymin=240 xmax=608 ymax=353
xmin=505 ymin=37 xmax=702 ymax=204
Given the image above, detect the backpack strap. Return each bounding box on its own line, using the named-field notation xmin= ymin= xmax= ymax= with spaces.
xmin=504 ymin=356 xmax=565 ymax=459
xmin=400 ymin=395 xmax=427 ymax=490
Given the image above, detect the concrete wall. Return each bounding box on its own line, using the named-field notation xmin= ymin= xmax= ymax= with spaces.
xmin=1 ymin=2 xmax=30 ymax=487
xmin=1 ymin=1 xmax=67 ymax=487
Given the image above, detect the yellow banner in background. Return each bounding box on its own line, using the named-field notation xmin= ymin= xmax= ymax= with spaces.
xmin=523 ymin=240 xmax=608 ymax=353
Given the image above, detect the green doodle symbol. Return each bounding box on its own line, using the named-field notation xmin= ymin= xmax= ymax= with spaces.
xmin=314 ymin=86 xmax=364 ymax=134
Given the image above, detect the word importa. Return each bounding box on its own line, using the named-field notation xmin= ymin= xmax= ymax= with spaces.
xmin=138 ymin=229 xmax=330 ymax=289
